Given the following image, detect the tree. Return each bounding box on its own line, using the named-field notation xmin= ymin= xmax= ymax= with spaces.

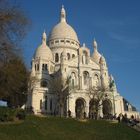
xmin=88 ymin=86 xmax=109 ymax=120
xmin=0 ymin=0 xmax=30 ymax=62
xmin=0 ymin=0 xmax=30 ymax=46
xmin=49 ymin=75 xmax=71 ymax=117
xmin=0 ymin=0 xmax=30 ymax=107
xmin=0 ymin=56 xmax=29 ymax=107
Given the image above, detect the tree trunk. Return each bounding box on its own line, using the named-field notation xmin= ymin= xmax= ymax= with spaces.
xmin=60 ymin=105 xmax=64 ymax=117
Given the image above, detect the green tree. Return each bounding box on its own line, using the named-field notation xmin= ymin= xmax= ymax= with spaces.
xmin=0 ymin=0 xmax=30 ymax=107
xmin=0 ymin=57 xmax=29 ymax=107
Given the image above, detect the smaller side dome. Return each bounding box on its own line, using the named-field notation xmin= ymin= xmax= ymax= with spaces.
xmin=34 ymin=31 xmax=53 ymax=61
xmin=92 ymin=51 xmax=101 ymax=63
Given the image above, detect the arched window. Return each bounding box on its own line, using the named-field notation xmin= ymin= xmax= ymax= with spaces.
xmin=42 ymin=64 xmax=48 ymax=71
xmin=67 ymin=53 xmax=70 ymax=60
xmin=55 ymin=53 xmax=59 ymax=62
xmin=66 ymin=40 xmax=70 ymax=43
xmin=42 ymin=64 xmax=45 ymax=70
xmin=60 ymin=40 xmax=64 ymax=43
xmin=128 ymin=104 xmax=132 ymax=111
xmin=82 ymin=51 xmax=88 ymax=64
xmin=51 ymin=41 xmax=54 ymax=45
xmin=83 ymin=71 xmax=89 ymax=85
xmin=55 ymin=40 xmax=59 ymax=43
xmin=35 ymin=64 xmax=36 ymax=71
xmin=45 ymin=64 xmax=48 ymax=70
xmin=37 ymin=64 xmax=39 ymax=71
xmin=72 ymin=54 xmax=75 ymax=58
xmin=93 ymin=74 xmax=99 ymax=87
xmin=41 ymin=80 xmax=47 ymax=87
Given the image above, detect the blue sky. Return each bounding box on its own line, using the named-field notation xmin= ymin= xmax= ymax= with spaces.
xmin=13 ymin=0 xmax=140 ymax=111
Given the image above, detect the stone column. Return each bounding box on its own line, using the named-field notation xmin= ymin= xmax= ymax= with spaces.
xmin=89 ymin=77 xmax=92 ymax=89
xmin=78 ymin=76 xmax=80 ymax=89
xmin=66 ymin=95 xmax=70 ymax=117
xmin=79 ymin=76 xmax=82 ymax=89
xmin=112 ymin=94 xmax=116 ymax=115
xmin=85 ymin=101 xmax=89 ymax=118
xmin=31 ymin=59 xmax=35 ymax=77
xmin=68 ymin=97 xmax=76 ymax=118
xmin=39 ymin=59 xmax=42 ymax=74
xmin=99 ymin=100 xmax=103 ymax=118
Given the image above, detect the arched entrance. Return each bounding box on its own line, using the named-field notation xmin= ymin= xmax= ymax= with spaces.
xmin=89 ymin=99 xmax=98 ymax=119
xmin=102 ymin=99 xmax=112 ymax=118
xmin=75 ymin=98 xmax=86 ymax=119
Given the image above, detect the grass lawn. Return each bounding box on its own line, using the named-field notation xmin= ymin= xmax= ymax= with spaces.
xmin=0 ymin=115 xmax=140 ymax=140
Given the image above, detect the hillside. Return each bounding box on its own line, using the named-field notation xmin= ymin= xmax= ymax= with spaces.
xmin=0 ymin=116 xmax=140 ymax=140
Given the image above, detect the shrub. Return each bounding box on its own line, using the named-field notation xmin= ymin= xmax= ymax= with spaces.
xmin=25 ymin=106 xmax=34 ymax=114
xmin=16 ymin=109 xmax=26 ymax=120
xmin=0 ymin=107 xmax=26 ymax=122
xmin=0 ymin=107 xmax=15 ymax=122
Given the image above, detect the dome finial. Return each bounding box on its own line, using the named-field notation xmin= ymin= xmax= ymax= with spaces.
xmin=60 ymin=5 xmax=66 ymax=22
xmin=42 ymin=30 xmax=47 ymax=45
xmin=62 ymin=5 xmax=64 ymax=8
xmin=83 ymin=43 xmax=86 ymax=47
xmin=93 ymin=38 xmax=98 ymax=50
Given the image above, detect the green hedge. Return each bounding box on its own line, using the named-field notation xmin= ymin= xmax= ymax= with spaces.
xmin=0 ymin=107 xmax=26 ymax=122
xmin=16 ymin=109 xmax=26 ymax=120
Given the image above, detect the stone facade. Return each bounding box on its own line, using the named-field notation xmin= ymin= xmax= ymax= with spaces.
xmin=27 ymin=6 xmax=139 ymax=119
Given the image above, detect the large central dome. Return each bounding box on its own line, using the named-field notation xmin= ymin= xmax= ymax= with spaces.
xmin=48 ymin=6 xmax=79 ymax=43
xmin=48 ymin=22 xmax=79 ymax=42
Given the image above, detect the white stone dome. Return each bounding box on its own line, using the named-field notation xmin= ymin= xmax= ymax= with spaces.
xmin=48 ymin=22 xmax=79 ymax=43
xmin=92 ymin=51 xmax=101 ymax=63
xmin=48 ymin=6 xmax=79 ymax=43
xmin=34 ymin=32 xmax=53 ymax=61
xmin=34 ymin=44 xmax=53 ymax=60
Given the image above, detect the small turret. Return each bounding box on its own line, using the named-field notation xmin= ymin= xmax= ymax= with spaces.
xmin=61 ymin=49 xmax=68 ymax=69
xmin=92 ymin=39 xmax=101 ymax=63
xmin=99 ymin=55 xmax=107 ymax=68
xmin=31 ymin=58 xmax=35 ymax=77
xmin=100 ymin=55 xmax=109 ymax=89
xmin=60 ymin=49 xmax=68 ymax=86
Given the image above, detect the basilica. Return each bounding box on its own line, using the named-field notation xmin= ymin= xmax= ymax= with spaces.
xmin=27 ymin=6 xmax=139 ymax=119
